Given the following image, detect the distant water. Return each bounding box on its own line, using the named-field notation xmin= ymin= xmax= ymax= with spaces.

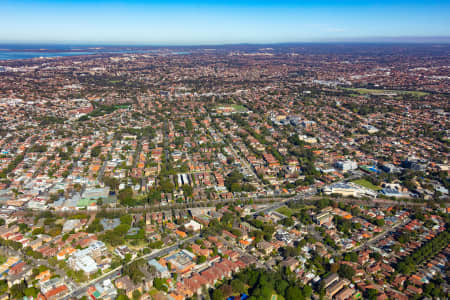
xmin=0 ymin=51 xmax=96 ymax=60
xmin=0 ymin=44 xmax=190 ymax=61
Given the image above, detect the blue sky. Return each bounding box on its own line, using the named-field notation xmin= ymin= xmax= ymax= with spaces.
xmin=1 ymin=0 xmax=449 ymax=44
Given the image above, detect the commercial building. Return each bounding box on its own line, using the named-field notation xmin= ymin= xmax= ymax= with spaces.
xmin=335 ymin=160 xmax=358 ymax=172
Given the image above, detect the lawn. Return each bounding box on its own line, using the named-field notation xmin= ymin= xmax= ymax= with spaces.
xmin=231 ymin=104 xmax=248 ymax=112
xmin=276 ymin=205 xmax=315 ymax=217
xmin=345 ymin=88 xmax=428 ymax=97
xmin=276 ymin=206 xmax=293 ymax=217
xmin=352 ymin=179 xmax=382 ymax=191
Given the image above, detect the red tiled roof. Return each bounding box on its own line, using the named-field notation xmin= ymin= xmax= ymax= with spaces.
xmin=44 ymin=285 xmax=68 ymax=299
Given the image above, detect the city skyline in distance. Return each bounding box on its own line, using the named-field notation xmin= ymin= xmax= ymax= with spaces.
xmin=1 ymin=0 xmax=449 ymax=45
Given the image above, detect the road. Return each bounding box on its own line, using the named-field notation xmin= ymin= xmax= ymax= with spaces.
xmin=350 ymin=217 xmax=410 ymax=253
xmin=246 ymin=191 xmax=413 ymax=259
xmin=212 ymin=120 xmax=264 ymax=186
xmin=97 ymin=140 xmax=116 ymax=182
xmin=61 ymin=234 xmax=200 ymax=300
xmin=251 ymin=189 xmax=317 ymax=216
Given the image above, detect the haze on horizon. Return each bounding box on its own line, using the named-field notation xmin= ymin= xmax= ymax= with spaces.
xmin=1 ymin=0 xmax=449 ymax=45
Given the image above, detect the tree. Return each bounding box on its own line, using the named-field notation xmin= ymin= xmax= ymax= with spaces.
xmin=182 ymin=184 xmax=193 ymax=197
xmin=114 ymin=224 xmax=130 ymax=235
xmin=32 ymin=227 xmax=45 ymax=235
xmin=117 ymin=294 xmax=130 ymax=300
xmin=338 ymin=264 xmax=355 ymax=280
xmin=69 ymin=269 xmax=87 ymax=282
xmin=159 ymin=178 xmax=175 ymax=193
xmin=87 ymin=218 xmax=104 ymax=233
xmin=281 ymin=246 xmax=300 ymax=258
xmin=212 ymin=289 xmax=225 ymax=300
xmin=397 ymin=232 xmax=410 ymax=244
xmin=91 ymin=145 xmax=102 ymax=157
xmin=220 ymin=284 xmax=233 ymax=298
xmin=330 ymin=263 xmax=340 ymax=273
xmin=153 ymin=278 xmax=168 ymax=292
xmin=392 ymin=243 xmax=401 ymax=253
xmin=303 ymin=285 xmax=312 ymax=298
xmin=185 ymin=119 xmax=193 ymax=131
xmin=274 ymin=279 xmax=289 ymax=295
xmin=225 ymin=170 xmax=244 ymax=192
xmin=375 ymin=219 xmax=385 ymax=227
xmin=197 ymin=255 xmax=207 ymax=264
xmin=100 ymin=229 xmax=125 ymax=246
xmin=123 ymin=259 xmax=148 ymax=284
xmin=343 ymin=252 xmax=358 ymax=263
xmin=74 ymin=183 xmax=82 ymax=192
xmin=124 ymin=253 xmax=132 ymax=263
xmin=24 ymin=287 xmax=39 ymax=298
xmin=396 ymin=230 xmax=449 ymax=275
xmin=120 ymin=214 xmax=133 ymax=226
xmin=132 ymin=290 xmax=141 ymax=300
xmin=0 ymin=280 xmax=6 ymax=294
xmin=18 ymin=223 xmax=30 ymax=233
xmin=423 ymin=282 xmax=435 ymax=296
xmin=10 ymin=281 xmax=26 ymax=299
xmin=119 ymin=187 xmax=133 ymax=204
xmin=366 ymin=288 xmax=378 ymax=300
xmin=231 ymin=279 xmax=246 ymax=294
xmin=285 ymin=286 xmax=304 ymax=300
xmin=370 ymin=252 xmax=382 ymax=261
xmin=103 ymin=176 xmax=120 ymax=190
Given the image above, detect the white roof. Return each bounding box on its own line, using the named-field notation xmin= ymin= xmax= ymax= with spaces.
xmin=75 ymin=255 xmax=97 ymax=273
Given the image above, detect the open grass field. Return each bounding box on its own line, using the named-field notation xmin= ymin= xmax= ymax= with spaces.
xmin=276 ymin=205 xmax=315 ymax=217
xmin=216 ymin=104 xmax=248 ymax=113
xmin=231 ymin=104 xmax=248 ymax=112
xmin=276 ymin=206 xmax=293 ymax=217
xmin=352 ymin=179 xmax=382 ymax=191
xmin=345 ymin=88 xmax=428 ymax=97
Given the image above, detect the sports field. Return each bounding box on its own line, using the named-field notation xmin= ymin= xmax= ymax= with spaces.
xmin=345 ymin=88 xmax=428 ymax=97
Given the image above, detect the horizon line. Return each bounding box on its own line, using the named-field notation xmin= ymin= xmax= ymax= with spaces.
xmin=1 ymin=36 xmax=450 ymax=47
